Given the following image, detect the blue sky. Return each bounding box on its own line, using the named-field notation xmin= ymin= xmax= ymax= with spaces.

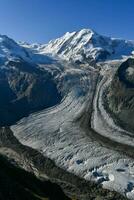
xmin=0 ymin=0 xmax=134 ymax=43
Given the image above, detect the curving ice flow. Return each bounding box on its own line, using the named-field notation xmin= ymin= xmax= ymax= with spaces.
xmin=11 ymin=60 xmax=134 ymax=199
xmin=91 ymin=64 xmax=134 ymax=147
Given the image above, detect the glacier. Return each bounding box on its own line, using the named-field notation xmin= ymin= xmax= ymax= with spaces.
xmin=11 ymin=60 xmax=134 ymax=199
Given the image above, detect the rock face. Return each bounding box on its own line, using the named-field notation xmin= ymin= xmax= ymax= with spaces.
xmin=106 ymin=58 xmax=134 ymax=132
xmin=0 ymin=59 xmax=62 ymax=126
xmin=0 ymin=34 xmax=62 ymax=126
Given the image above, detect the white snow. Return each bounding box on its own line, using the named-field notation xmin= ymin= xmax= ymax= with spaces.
xmin=0 ymin=34 xmax=29 ymax=62
xmin=35 ymin=29 xmax=134 ymax=63
xmin=0 ymin=34 xmax=54 ymax=65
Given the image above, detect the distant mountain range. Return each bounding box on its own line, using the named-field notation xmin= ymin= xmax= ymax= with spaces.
xmin=21 ymin=29 xmax=134 ymax=63
xmin=1 ymin=28 xmax=134 ymax=65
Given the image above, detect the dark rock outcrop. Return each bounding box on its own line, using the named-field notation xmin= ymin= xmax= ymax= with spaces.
xmin=106 ymin=58 xmax=134 ymax=132
xmin=0 ymin=59 xmax=62 ymax=126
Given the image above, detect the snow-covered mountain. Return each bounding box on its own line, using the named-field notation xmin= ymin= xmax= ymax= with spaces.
xmin=0 ymin=34 xmax=54 ymax=65
xmin=37 ymin=29 xmax=134 ymax=63
xmin=0 ymin=34 xmax=29 ymax=63
xmin=1 ymin=29 xmax=134 ymax=65
xmin=0 ymin=34 xmax=60 ymax=126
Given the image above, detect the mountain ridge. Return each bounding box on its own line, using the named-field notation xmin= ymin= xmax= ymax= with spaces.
xmin=1 ymin=28 xmax=134 ymax=65
xmin=26 ymin=28 xmax=134 ymax=64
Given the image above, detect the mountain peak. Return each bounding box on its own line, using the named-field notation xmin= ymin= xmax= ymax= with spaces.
xmin=64 ymin=28 xmax=96 ymax=36
xmin=77 ymin=28 xmax=95 ymax=34
xmin=0 ymin=34 xmax=30 ymax=64
xmin=41 ymin=28 xmax=134 ymax=63
xmin=0 ymin=34 xmax=16 ymax=46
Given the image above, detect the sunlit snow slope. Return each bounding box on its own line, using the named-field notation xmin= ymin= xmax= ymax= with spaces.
xmin=37 ymin=29 xmax=134 ymax=63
